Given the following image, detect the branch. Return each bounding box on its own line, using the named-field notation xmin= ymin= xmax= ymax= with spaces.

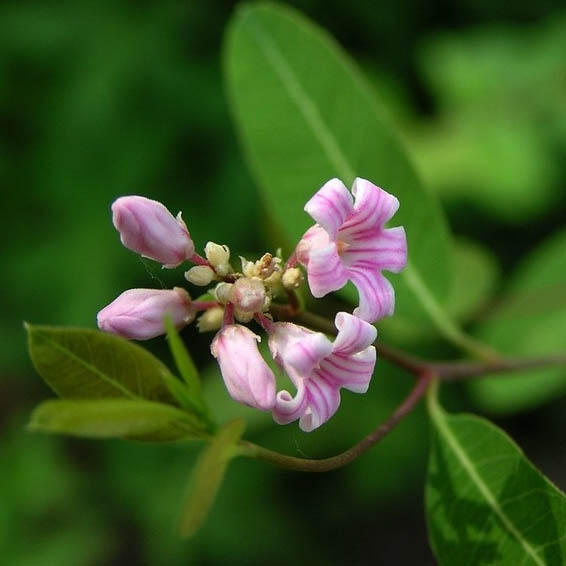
xmin=238 ymin=372 xmax=433 ymax=472
xmin=284 ymin=309 xmax=566 ymax=382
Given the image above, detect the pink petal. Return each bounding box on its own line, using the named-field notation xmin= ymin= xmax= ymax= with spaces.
xmin=299 ymin=375 xmax=341 ymax=432
xmin=348 ymin=269 xmax=395 ymax=322
xmin=295 ymin=225 xmax=332 ymax=267
xmin=331 ymin=312 xmax=377 ymax=355
xmin=304 ymin=178 xmax=354 ymax=240
xmin=341 ymin=226 xmax=407 ymax=274
xmin=339 ymin=179 xmax=400 ymax=240
xmin=269 ymin=323 xmax=332 ymax=380
xmin=317 ymin=348 xmax=376 ymax=394
xmin=307 ymin=242 xmax=349 ymax=298
xmin=273 ymin=382 xmax=308 ymax=425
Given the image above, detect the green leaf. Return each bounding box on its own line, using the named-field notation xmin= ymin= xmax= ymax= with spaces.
xmin=26 ymin=324 xmax=178 ymax=404
xmin=426 ymin=383 xmax=566 ymax=566
xmin=178 ymin=419 xmax=246 ymax=538
xmin=163 ymin=315 xmax=210 ymax=420
xmin=446 ymin=238 xmax=499 ymax=322
xmin=469 ymin=230 xmax=566 ymax=413
xmin=223 ymin=3 xmax=484 ymax=353
xmin=28 ymin=399 xmax=208 ymax=441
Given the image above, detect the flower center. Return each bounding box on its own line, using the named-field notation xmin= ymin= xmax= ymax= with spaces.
xmin=337 ymin=239 xmax=350 ymax=255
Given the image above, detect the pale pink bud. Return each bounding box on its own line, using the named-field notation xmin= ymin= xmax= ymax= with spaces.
xmin=112 ymin=196 xmax=195 ymax=268
xmin=97 ymin=287 xmax=194 ymax=340
xmin=211 ymin=325 xmax=276 ymax=410
xmin=228 ymin=277 xmax=266 ymax=313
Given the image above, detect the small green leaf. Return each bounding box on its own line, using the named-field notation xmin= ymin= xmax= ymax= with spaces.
xmin=426 ymin=382 xmax=566 ymax=565
xmin=178 ymin=419 xmax=246 ymax=538
xmin=26 ymin=324 xmax=178 ymax=403
xmin=28 ymin=399 xmax=208 ymax=441
xmin=470 ymin=230 xmax=566 ymax=413
xmin=163 ymin=315 xmax=206 ymax=415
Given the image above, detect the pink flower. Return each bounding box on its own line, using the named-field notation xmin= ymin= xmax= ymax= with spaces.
xmin=296 ymin=178 xmax=407 ymax=323
xmin=268 ymin=312 xmax=377 ymax=432
xmin=97 ymin=287 xmax=194 ymax=340
xmin=211 ymin=325 xmax=276 ymax=411
xmin=112 ymin=196 xmax=195 ymax=268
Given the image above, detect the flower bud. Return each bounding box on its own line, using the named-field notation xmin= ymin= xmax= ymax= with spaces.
xmin=211 ymin=325 xmax=276 ymax=410
xmin=97 ymin=287 xmax=194 ymax=340
xmin=205 ymin=242 xmax=230 ymax=267
xmin=197 ymin=306 xmax=224 ymax=333
xmin=282 ymin=267 xmax=304 ymax=290
xmin=228 ymin=277 xmax=266 ymax=313
xmin=214 ymin=282 xmax=233 ymax=305
xmin=112 ymin=196 xmax=194 ymax=268
xmin=185 ymin=265 xmax=215 ymax=286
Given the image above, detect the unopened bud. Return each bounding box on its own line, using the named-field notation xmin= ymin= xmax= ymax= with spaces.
xmin=215 ymin=282 xmax=233 ymax=305
xmin=97 ymin=287 xmax=194 ymax=340
xmin=229 ymin=277 xmax=266 ymax=313
xmin=197 ymin=306 xmax=224 ymax=332
xmin=282 ymin=267 xmax=303 ymax=290
xmin=185 ymin=265 xmax=215 ymax=286
xmin=111 ymin=196 xmax=194 ymax=268
xmin=205 ymin=242 xmax=230 ymax=267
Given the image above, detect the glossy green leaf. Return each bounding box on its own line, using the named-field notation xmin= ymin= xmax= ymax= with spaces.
xmin=163 ymin=315 xmax=209 ymax=420
xmin=26 ymin=324 xmax=178 ymax=404
xmin=28 ymin=399 xmax=208 ymax=441
xmin=469 ymin=230 xmax=566 ymax=413
xmin=224 ymin=3 xmax=466 ymax=343
xmin=178 ymin=419 xmax=246 ymax=538
xmin=427 ymin=384 xmax=566 ymax=565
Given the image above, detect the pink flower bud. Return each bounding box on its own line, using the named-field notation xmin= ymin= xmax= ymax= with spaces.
xmin=211 ymin=325 xmax=276 ymax=411
xmin=97 ymin=287 xmax=194 ymax=340
xmin=112 ymin=196 xmax=195 ymax=268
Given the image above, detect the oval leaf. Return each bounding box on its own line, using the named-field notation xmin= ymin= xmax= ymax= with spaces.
xmin=427 ymin=385 xmax=566 ymax=565
xmin=470 ymin=230 xmax=566 ymax=413
xmin=224 ymin=3 xmax=453 ymax=329
xmin=28 ymin=399 xmax=208 ymax=441
xmin=26 ymin=324 xmax=178 ymax=404
xmin=178 ymin=419 xmax=246 ymax=538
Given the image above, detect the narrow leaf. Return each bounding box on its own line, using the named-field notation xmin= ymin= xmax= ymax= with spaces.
xmin=178 ymin=419 xmax=246 ymax=538
xmin=28 ymin=399 xmax=208 ymax=441
xmin=426 ymin=383 xmax=566 ymax=565
xmin=26 ymin=324 xmax=177 ymax=404
xmin=163 ymin=315 xmax=207 ymax=417
xmin=224 ymin=4 xmax=467 ymax=346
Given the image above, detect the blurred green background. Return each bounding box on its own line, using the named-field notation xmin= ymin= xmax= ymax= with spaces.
xmin=1 ymin=1 xmax=565 ymax=564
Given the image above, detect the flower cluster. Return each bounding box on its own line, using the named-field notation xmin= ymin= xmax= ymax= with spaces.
xmin=98 ymin=179 xmax=407 ymax=431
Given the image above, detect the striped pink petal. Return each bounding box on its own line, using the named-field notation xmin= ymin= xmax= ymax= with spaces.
xmin=304 ymin=178 xmax=354 ymax=240
xmin=298 ymin=374 xmax=341 ymax=432
xmin=268 ymin=313 xmax=377 ymax=431
xmin=307 ymin=242 xmax=349 ymax=298
xmin=341 ymin=226 xmax=407 ymax=273
xmin=331 ymin=312 xmax=377 ymax=355
xmin=339 ymin=178 xmax=400 ymax=239
xmin=349 ymin=269 xmax=395 ymax=322
xmin=269 ymin=323 xmax=332 ymax=381
xmin=298 ymin=177 xmax=407 ymax=323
